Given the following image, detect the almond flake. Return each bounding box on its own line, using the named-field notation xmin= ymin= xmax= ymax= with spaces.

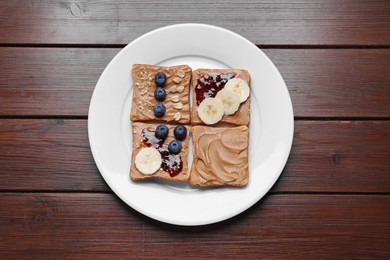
xmin=173 ymin=102 xmax=183 ymax=110
xmin=174 ymin=112 xmax=182 ymax=121
xmin=177 ymin=85 xmax=185 ymax=93
xmin=171 ymin=95 xmax=180 ymax=103
xmin=173 ymin=77 xmax=182 ymax=84
xmin=169 ymin=85 xmax=177 ymax=93
xmin=177 ymin=70 xmax=185 ymax=78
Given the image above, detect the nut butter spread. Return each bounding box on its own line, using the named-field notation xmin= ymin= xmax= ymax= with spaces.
xmin=189 ymin=125 xmax=249 ymax=187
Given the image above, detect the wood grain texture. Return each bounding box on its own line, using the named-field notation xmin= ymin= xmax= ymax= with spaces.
xmin=0 ymin=48 xmax=117 ymax=116
xmin=264 ymin=49 xmax=390 ymax=117
xmin=0 ymin=193 xmax=389 ymax=258
xmin=0 ymin=119 xmax=389 ymax=192
xmin=0 ymin=0 xmax=389 ymax=45
xmin=0 ymin=1 xmax=388 ymax=257
xmin=274 ymin=120 xmax=390 ymax=192
xmin=0 ymin=119 xmax=106 ymax=191
xmin=0 ymin=48 xmax=389 ymax=117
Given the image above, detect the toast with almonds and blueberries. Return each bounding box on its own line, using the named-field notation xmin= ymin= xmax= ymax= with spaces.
xmin=130 ymin=64 xmax=191 ymax=124
xmin=130 ymin=64 xmax=251 ymax=187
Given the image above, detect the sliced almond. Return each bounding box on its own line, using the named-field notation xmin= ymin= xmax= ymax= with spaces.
xmin=169 ymin=85 xmax=177 ymax=93
xmin=171 ymin=95 xmax=180 ymax=103
xmin=177 ymin=70 xmax=185 ymax=78
xmin=177 ymin=85 xmax=185 ymax=93
xmin=173 ymin=102 xmax=183 ymax=110
xmin=173 ymin=77 xmax=182 ymax=84
xmin=174 ymin=112 xmax=182 ymax=121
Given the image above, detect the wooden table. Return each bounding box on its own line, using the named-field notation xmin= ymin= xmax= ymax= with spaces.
xmin=1 ymin=1 xmax=389 ymax=258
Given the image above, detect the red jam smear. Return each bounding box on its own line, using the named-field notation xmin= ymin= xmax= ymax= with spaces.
xmin=142 ymin=129 xmax=183 ymax=177
xmin=195 ymin=73 xmax=235 ymax=105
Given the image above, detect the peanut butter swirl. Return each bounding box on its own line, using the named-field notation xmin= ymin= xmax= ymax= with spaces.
xmin=189 ymin=125 xmax=249 ymax=187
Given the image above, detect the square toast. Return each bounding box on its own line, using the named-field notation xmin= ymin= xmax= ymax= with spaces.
xmin=189 ymin=125 xmax=249 ymax=187
xmin=130 ymin=122 xmax=190 ymax=182
xmin=130 ymin=64 xmax=192 ymax=124
xmin=191 ymin=68 xmax=251 ymax=126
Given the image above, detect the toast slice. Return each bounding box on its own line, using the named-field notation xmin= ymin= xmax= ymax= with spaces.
xmin=189 ymin=125 xmax=249 ymax=187
xmin=191 ymin=68 xmax=251 ymax=126
xmin=130 ymin=64 xmax=192 ymax=124
xmin=130 ymin=122 xmax=190 ymax=182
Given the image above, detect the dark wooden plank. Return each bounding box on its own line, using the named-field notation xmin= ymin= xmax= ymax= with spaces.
xmin=0 ymin=48 xmax=117 ymax=116
xmin=0 ymin=193 xmax=146 ymax=258
xmin=0 ymin=119 xmax=106 ymax=191
xmin=0 ymin=48 xmax=389 ymax=117
xmin=274 ymin=120 xmax=390 ymax=192
xmin=264 ymin=49 xmax=390 ymax=117
xmin=0 ymin=119 xmax=389 ymax=192
xmin=0 ymin=1 xmax=389 ymax=45
xmin=0 ymin=193 xmax=389 ymax=258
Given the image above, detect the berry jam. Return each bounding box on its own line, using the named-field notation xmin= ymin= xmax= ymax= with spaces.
xmin=142 ymin=129 xmax=182 ymax=177
xmin=195 ymin=73 xmax=235 ymax=105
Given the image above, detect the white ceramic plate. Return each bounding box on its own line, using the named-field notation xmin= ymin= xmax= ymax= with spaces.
xmin=88 ymin=24 xmax=294 ymax=226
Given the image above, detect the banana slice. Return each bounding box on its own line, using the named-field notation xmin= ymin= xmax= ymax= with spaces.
xmin=224 ymin=78 xmax=250 ymax=103
xmin=215 ymin=88 xmax=240 ymax=115
xmin=197 ymin=97 xmax=224 ymax=125
xmin=135 ymin=147 xmax=162 ymax=175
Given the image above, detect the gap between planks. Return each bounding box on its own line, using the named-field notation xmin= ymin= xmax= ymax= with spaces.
xmin=0 ymin=43 xmax=389 ymax=49
xmin=0 ymin=190 xmax=389 ymax=195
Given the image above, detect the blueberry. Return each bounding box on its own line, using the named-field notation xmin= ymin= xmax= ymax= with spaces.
xmin=153 ymin=103 xmax=166 ymax=117
xmin=155 ymin=72 xmax=167 ymax=87
xmin=154 ymin=87 xmax=166 ymax=101
xmin=168 ymin=140 xmax=182 ymax=154
xmin=155 ymin=125 xmax=169 ymax=140
xmin=174 ymin=125 xmax=187 ymax=141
